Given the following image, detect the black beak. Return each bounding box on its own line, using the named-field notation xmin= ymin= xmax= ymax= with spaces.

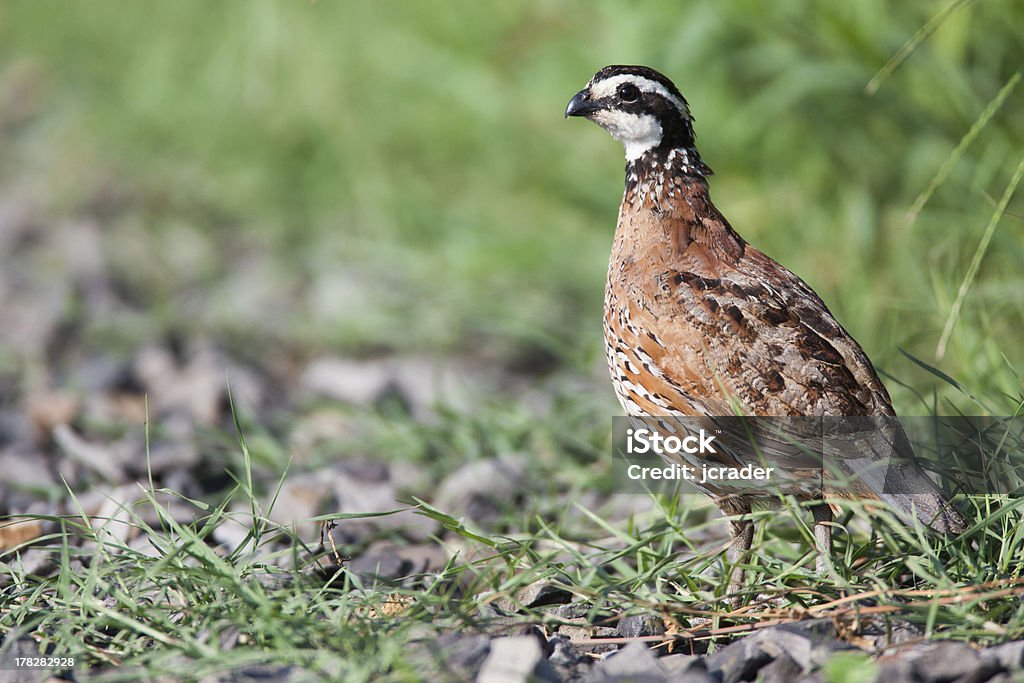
xmin=564 ymin=88 xmax=599 ymax=118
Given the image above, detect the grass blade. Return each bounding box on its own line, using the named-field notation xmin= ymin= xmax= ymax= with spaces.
xmin=936 ymin=153 xmax=1024 ymax=359
xmin=866 ymin=0 xmax=978 ymax=95
xmin=899 ymin=348 xmax=995 ymax=417
xmin=907 ymin=72 xmax=1022 ymax=224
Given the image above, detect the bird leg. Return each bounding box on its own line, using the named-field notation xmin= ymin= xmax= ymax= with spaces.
xmin=726 ymin=517 xmax=754 ymax=596
xmin=811 ymin=503 xmax=834 ymax=575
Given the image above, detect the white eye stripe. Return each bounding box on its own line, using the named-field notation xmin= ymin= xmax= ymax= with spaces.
xmin=589 ymin=75 xmax=688 ymax=114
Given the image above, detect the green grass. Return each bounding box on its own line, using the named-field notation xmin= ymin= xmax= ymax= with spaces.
xmin=0 ymin=0 xmax=1021 ymax=404
xmin=5 ymin=407 xmax=1024 ymax=681
xmin=4 ymin=377 xmax=1024 ymax=679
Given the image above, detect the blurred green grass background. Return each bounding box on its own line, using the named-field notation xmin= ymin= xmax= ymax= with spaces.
xmin=1 ymin=0 xmax=1021 ymax=411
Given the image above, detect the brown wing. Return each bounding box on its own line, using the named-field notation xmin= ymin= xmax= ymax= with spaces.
xmin=633 ymin=198 xmax=892 ymax=418
xmin=616 ymin=198 xmax=966 ymax=532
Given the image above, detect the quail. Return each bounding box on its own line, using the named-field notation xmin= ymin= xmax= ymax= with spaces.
xmin=564 ymin=65 xmax=966 ymax=589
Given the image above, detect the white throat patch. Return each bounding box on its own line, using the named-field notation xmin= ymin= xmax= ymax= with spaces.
xmin=591 ymin=110 xmax=663 ymax=161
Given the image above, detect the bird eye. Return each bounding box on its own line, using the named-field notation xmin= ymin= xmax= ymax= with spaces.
xmin=618 ymin=83 xmax=641 ymax=102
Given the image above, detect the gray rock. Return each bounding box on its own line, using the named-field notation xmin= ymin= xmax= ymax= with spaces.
xmin=0 ymin=410 xmax=33 ymax=446
xmin=873 ymin=659 xmax=918 ymax=683
xmin=299 ymin=355 xmax=479 ymax=417
xmin=382 ymin=356 xmax=475 ymax=417
xmin=984 ymin=641 xmax=1024 ymax=671
xmin=659 ymin=653 xmax=698 ymax=672
xmin=477 ymin=635 xmax=560 ymax=683
xmin=67 ymin=353 xmax=133 ymax=394
xmin=266 ymin=472 xmax=334 ymax=539
xmin=197 ymin=663 xmax=305 ymax=682
xmin=746 ymin=625 xmax=812 ymax=671
xmin=391 ymin=542 xmax=449 ymax=574
xmin=705 ymin=637 xmax=773 ymax=683
xmin=548 ymin=635 xmax=580 ymax=663
xmin=347 ymin=553 xmax=412 ymax=582
xmin=681 ymin=663 xmax=717 ymax=683
xmin=858 ymin=617 xmax=926 ymax=652
xmin=584 ymin=641 xmax=669 ymax=683
xmin=211 ymin=505 xmax=255 ymax=551
xmin=52 ymin=423 xmax=125 ymax=482
xmin=326 ymin=463 xmax=436 ymax=542
xmin=0 ymin=280 xmax=66 ymax=357
xmin=388 ymin=458 xmax=431 ymax=493
xmin=911 ymin=641 xmax=999 ymax=683
xmin=616 ymin=614 xmax=665 ymax=639
xmin=249 ymin=572 xmax=294 ymax=591
xmin=415 ymin=633 xmax=492 ymax=680
xmin=513 ymin=625 xmax=552 ymax=655
xmin=435 ymin=454 xmax=527 ymax=524
xmin=547 ymin=603 xmax=593 ymax=621
xmin=558 ymin=625 xmax=618 ymax=645
xmin=548 ymin=634 xmax=587 ymax=682
xmin=133 ymin=345 xmax=215 ymax=424
xmin=287 ymin=409 xmax=361 ymax=466
xmin=0 ymin=635 xmax=44 ymax=683
xmin=758 ymin=652 xmax=805 ymax=683
xmin=743 ymin=619 xmax=854 ymax=671
xmin=299 ymin=357 xmax=394 ymax=407
xmin=0 ymin=446 xmax=56 ymax=512
xmin=0 ymin=548 xmax=54 ymax=587
xmin=138 ymin=412 xmax=200 ymax=475
xmin=661 ymin=655 xmax=714 ymax=682
xmin=495 ymin=582 xmax=573 ymax=613
xmin=85 ymin=483 xmax=145 ymax=548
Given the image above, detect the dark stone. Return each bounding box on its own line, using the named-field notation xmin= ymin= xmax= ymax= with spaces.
xmin=547 ymin=603 xmax=593 ymax=620
xmin=0 ymin=548 xmax=55 ymax=589
xmin=616 ymin=614 xmax=665 ymax=639
xmin=911 ymin=642 xmax=999 ymax=683
xmin=435 ymin=454 xmax=527 ymax=524
xmin=0 ymin=411 xmax=32 ymax=447
xmin=391 ymin=543 xmax=448 ymax=574
xmin=857 ymin=617 xmax=925 ymax=652
xmin=874 ymin=660 xmax=919 ymax=683
xmin=747 ymin=619 xmax=847 ymax=670
xmin=0 ymin=636 xmax=45 ymax=683
xmin=984 ymin=641 xmax=1024 ymax=671
xmin=661 ymin=655 xmax=715 ymax=683
xmin=346 ymin=553 xmax=413 ymax=582
xmin=336 ymin=459 xmax=389 ymax=483
xmin=198 ymin=664 xmax=304 ymax=682
xmin=757 ymin=652 xmax=805 ymax=683
xmin=705 ymin=638 xmax=773 ymax=683
xmin=549 ymin=634 xmax=583 ymax=667
xmin=584 ymin=641 xmax=668 ymax=683
xmin=477 ymin=635 xmax=560 ymax=683
xmin=425 ymin=633 xmax=492 ymax=680
xmin=547 ymin=634 xmax=590 ymax=683
xmin=510 ymin=624 xmax=551 ymax=657
xmin=250 ymin=572 xmax=295 ymax=591
xmin=495 ymin=582 xmax=573 ymax=613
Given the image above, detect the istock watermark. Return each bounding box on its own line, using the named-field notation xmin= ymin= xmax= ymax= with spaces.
xmin=622 ymin=426 xmax=776 ymax=486
xmin=625 ymin=427 xmax=718 ymax=454
xmin=609 ymin=415 xmax=1024 ymax=496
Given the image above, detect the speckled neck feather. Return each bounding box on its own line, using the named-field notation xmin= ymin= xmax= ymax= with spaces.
xmin=624 ymin=145 xmax=713 ymax=203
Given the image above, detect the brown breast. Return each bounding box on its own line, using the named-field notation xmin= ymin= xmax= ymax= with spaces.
xmin=603 ymin=163 xmax=899 ymax=501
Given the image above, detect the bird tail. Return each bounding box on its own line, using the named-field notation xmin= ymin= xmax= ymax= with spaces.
xmin=825 ymin=417 xmax=968 ymax=535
